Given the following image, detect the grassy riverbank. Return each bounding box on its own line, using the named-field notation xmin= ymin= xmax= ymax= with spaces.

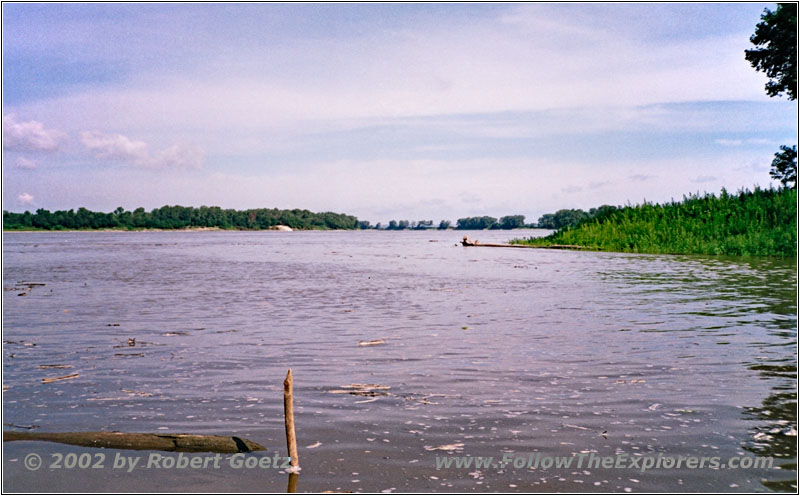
xmin=513 ymin=187 xmax=797 ymax=257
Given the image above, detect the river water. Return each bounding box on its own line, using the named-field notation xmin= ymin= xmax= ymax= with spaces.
xmin=2 ymin=230 xmax=796 ymax=492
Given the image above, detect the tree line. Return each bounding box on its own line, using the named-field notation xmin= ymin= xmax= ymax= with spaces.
xmin=370 ymin=215 xmax=529 ymax=230
xmin=3 ymin=205 xmax=361 ymax=231
xmin=536 ymin=206 xmax=620 ymax=230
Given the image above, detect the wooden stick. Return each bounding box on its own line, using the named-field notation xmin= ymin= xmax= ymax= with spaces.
xmin=283 ymin=369 xmax=300 ymax=472
xmin=3 ymin=431 xmax=265 ymax=453
xmin=287 ymin=472 xmax=299 ymax=493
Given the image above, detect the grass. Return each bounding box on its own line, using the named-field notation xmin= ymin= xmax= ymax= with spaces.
xmin=512 ymin=187 xmax=797 ymax=257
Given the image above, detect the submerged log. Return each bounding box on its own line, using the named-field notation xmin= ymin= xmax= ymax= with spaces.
xmin=461 ymin=235 xmax=587 ymax=250
xmin=3 ymin=431 xmax=265 ymax=453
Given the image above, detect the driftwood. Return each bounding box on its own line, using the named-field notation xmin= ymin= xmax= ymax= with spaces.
xmin=3 ymin=431 xmax=265 ymax=453
xmin=461 ymin=235 xmax=587 ymax=250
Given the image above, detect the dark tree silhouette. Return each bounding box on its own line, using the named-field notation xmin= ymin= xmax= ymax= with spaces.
xmin=745 ymin=3 xmax=797 ymax=100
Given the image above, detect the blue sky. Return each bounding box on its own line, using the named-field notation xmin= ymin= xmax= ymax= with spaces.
xmin=2 ymin=3 xmax=797 ymax=224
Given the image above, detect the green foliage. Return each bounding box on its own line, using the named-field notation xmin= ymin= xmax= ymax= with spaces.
xmin=514 ymin=187 xmax=797 ymax=257
xmin=456 ymin=216 xmax=498 ymax=230
xmin=438 ymin=220 xmax=452 ymax=230
xmin=498 ymin=215 xmax=526 ymax=229
xmin=385 ymin=220 xmax=411 ymax=230
xmin=770 ymin=145 xmax=797 ymax=189
xmin=3 ymin=205 xmax=362 ymax=231
xmin=745 ymin=3 xmax=797 ymax=100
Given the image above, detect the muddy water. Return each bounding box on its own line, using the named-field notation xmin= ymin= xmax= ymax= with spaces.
xmin=2 ymin=230 xmax=796 ymax=492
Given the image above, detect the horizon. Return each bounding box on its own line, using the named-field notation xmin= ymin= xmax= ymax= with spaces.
xmin=3 ymin=3 xmax=797 ymax=225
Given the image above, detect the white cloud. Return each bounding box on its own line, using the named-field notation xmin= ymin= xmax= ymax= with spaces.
xmin=80 ymin=130 xmax=149 ymax=161
xmin=17 ymin=192 xmax=34 ymax=205
xmin=79 ymin=130 xmax=204 ymax=169
xmin=715 ymin=139 xmax=743 ymax=146
xmin=16 ymin=157 xmax=37 ymax=170
xmin=2 ymin=114 xmax=62 ymax=151
xmin=150 ymin=142 xmax=205 ymax=170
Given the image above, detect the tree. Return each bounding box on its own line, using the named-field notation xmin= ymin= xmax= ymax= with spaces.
xmin=770 ymin=145 xmax=797 ymax=188
xmin=438 ymin=220 xmax=451 ymax=230
xmin=746 ymin=4 xmax=798 ymax=188
xmin=745 ymin=4 xmax=797 ymax=100
xmin=499 ymin=215 xmax=525 ymax=229
xmin=537 ymin=213 xmax=556 ymax=229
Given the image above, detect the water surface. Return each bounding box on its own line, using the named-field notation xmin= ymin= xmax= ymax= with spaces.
xmin=2 ymin=230 xmax=796 ymax=492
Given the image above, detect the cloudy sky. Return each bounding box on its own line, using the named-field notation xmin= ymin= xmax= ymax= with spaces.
xmin=2 ymin=3 xmax=797 ymax=224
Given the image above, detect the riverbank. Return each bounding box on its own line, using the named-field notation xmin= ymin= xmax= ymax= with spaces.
xmin=511 ymin=187 xmax=796 ymax=257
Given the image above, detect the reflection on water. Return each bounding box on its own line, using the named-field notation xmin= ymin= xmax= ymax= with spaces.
xmin=2 ymin=230 xmax=796 ymax=492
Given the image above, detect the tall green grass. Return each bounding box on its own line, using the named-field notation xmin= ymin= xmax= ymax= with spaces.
xmin=514 ymin=187 xmax=797 ymax=257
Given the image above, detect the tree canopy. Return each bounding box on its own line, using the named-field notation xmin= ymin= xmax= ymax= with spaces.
xmin=770 ymin=145 xmax=797 ymax=189
xmin=745 ymin=3 xmax=797 ymax=100
xmin=3 ymin=205 xmax=362 ymax=231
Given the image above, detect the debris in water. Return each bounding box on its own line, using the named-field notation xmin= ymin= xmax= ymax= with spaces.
xmin=39 ymin=364 xmax=73 ymax=369
xmin=424 ymin=443 xmax=465 ymax=452
xmin=114 ymin=353 xmax=144 ymax=358
xmin=4 ymin=423 xmax=39 ymax=430
xmin=358 ymin=339 xmax=385 ymax=347
xmin=306 ymin=442 xmax=322 ymax=449
xmin=162 ymin=331 xmax=190 ymax=336
xmin=42 ymin=373 xmax=79 ymax=384
xmin=121 ymin=389 xmax=152 ymax=397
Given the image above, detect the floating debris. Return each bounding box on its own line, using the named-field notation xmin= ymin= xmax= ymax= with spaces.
xmin=564 ymin=424 xmax=590 ymax=431
xmin=306 ymin=441 xmax=322 ymax=449
xmin=358 ymin=339 xmax=385 ymax=347
xmin=39 ymin=364 xmax=73 ymax=370
xmin=330 ymin=384 xmax=391 ymax=397
xmin=106 ymin=323 xmax=120 ymax=327
xmin=4 ymin=423 xmax=39 ymax=430
xmin=114 ymin=353 xmax=144 ymax=358
xmin=162 ymin=331 xmax=190 ymax=336
xmin=42 ymin=373 xmax=79 ymax=384
xmin=121 ymin=389 xmax=152 ymax=397
xmin=424 ymin=443 xmax=465 ymax=452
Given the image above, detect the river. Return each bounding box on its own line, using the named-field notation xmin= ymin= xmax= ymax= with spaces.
xmin=2 ymin=230 xmax=796 ymax=492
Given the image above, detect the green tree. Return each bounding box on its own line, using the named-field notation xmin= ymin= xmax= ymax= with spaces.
xmin=499 ymin=215 xmax=525 ymax=229
xmin=745 ymin=3 xmax=797 ymax=100
xmin=746 ymin=4 xmax=798 ymax=188
xmin=537 ymin=213 xmax=556 ymax=229
xmin=438 ymin=220 xmax=451 ymax=230
xmin=770 ymin=145 xmax=797 ymax=189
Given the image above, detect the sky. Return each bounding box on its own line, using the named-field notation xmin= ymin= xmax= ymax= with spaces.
xmin=2 ymin=3 xmax=797 ymax=225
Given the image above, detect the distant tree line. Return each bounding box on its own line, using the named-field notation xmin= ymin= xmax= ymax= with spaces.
xmin=536 ymin=206 xmax=619 ymax=230
xmin=3 ymin=205 xmax=361 ymax=231
xmin=371 ymin=215 xmax=528 ymax=230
